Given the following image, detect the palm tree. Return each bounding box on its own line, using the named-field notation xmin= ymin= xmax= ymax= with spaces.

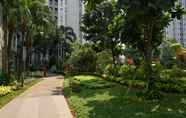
xmin=23 ymin=0 xmax=54 ymax=76
xmin=1 ymin=0 xmax=54 ymax=86
xmin=55 ymin=26 xmax=77 ymax=68
xmin=16 ymin=0 xmax=54 ymax=86
xmin=1 ymin=0 xmax=18 ymax=83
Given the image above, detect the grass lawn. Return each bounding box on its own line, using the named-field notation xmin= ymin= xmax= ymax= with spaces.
xmin=0 ymin=79 xmax=41 ymax=108
xmin=64 ymin=75 xmax=186 ymax=118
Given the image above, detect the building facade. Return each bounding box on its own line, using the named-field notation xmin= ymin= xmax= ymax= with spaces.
xmin=166 ymin=0 xmax=186 ymax=47
xmin=66 ymin=0 xmax=83 ymax=40
xmin=0 ymin=4 xmax=3 ymax=70
xmin=46 ymin=0 xmax=66 ymax=26
xmin=46 ymin=0 xmax=83 ymax=40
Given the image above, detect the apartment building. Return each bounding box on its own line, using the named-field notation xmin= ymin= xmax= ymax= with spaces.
xmin=46 ymin=0 xmax=66 ymax=26
xmin=0 ymin=4 xmax=3 ymax=70
xmin=66 ymin=0 xmax=83 ymax=40
xmin=165 ymin=0 xmax=186 ymax=47
xmin=46 ymin=0 xmax=83 ymax=40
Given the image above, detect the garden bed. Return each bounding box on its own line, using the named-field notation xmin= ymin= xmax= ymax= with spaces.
xmin=64 ymin=75 xmax=186 ymax=118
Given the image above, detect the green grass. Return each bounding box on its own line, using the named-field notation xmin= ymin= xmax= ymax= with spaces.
xmin=73 ymin=75 xmax=116 ymax=89
xmin=0 ymin=79 xmax=41 ymax=108
xmin=64 ymin=75 xmax=186 ymax=118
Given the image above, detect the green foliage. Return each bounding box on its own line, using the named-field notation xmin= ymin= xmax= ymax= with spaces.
xmin=73 ymin=75 xmax=115 ymax=89
xmin=64 ymin=75 xmax=186 ymax=118
xmin=119 ymin=0 xmax=185 ymax=91
xmin=118 ymin=65 xmax=136 ymax=79
xmin=0 ymin=72 xmax=17 ymax=86
xmin=68 ymin=44 xmax=97 ymax=73
xmin=140 ymin=90 xmax=164 ymax=100
xmin=124 ymin=47 xmax=143 ymax=65
xmin=68 ymin=75 xmax=115 ymax=93
xmin=136 ymin=66 xmax=146 ymax=80
xmin=69 ymin=78 xmax=81 ymax=93
xmin=170 ymin=65 xmax=186 ymax=78
xmin=104 ymin=64 xmax=120 ymax=76
xmin=104 ymin=64 xmax=136 ymax=79
xmin=0 ymin=86 xmax=12 ymax=96
xmin=160 ymin=40 xmax=177 ymax=68
xmin=33 ymin=26 xmax=76 ymax=66
xmin=81 ymin=0 xmax=124 ymax=63
xmin=0 ymin=72 xmax=7 ymax=85
xmin=0 ymin=79 xmax=41 ymax=108
xmin=96 ymin=50 xmax=113 ymax=74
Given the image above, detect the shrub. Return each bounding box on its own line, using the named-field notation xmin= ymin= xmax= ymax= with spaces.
xmin=143 ymin=90 xmax=164 ymax=100
xmin=68 ymin=45 xmax=97 ymax=73
xmin=170 ymin=65 xmax=186 ymax=78
xmin=96 ymin=50 xmax=113 ymax=74
xmin=0 ymin=72 xmax=6 ymax=85
xmin=136 ymin=66 xmax=146 ymax=80
xmin=118 ymin=65 xmax=136 ymax=79
xmin=156 ymin=82 xmax=184 ymax=93
xmin=104 ymin=64 xmax=120 ymax=76
xmin=0 ymin=86 xmax=12 ymax=96
xmin=160 ymin=40 xmax=177 ymax=68
xmin=69 ymin=78 xmax=81 ymax=92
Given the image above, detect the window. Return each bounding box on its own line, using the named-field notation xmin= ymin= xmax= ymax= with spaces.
xmin=55 ymin=16 xmax=58 ymax=21
xmin=49 ymin=0 xmax=52 ymax=5
xmin=54 ymin=7 xmax=57 ymax=11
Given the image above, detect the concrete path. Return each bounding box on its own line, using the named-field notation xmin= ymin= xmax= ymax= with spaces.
xmin=0 ymin=76 xmax=73 ymax=118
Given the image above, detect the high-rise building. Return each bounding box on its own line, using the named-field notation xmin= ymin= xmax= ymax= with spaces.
xmin=0 ymin=4 xmax=3 ymax=70
xmin=66 ymin=0 xmax=83 ymax=40
xmin=166 ymin=0 xmax=186 ymax=47
xmin=46 ymin=0 xmax=66 ymax=26
xmin=46 ymin=0 xmax=83 ymax=40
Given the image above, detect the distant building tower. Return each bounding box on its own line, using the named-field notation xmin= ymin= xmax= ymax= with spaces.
xmin=46 ymin=0 xmax=66 ymax=27
xmin=66 ymin=0 xmax=83 ymax=40
xmin=46 ymin=0 xmax=83 ymax=40
xmin=165 ymin=0 xmax=186 ymax=47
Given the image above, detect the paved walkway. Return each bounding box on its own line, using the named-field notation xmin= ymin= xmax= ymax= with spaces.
xmin=0 ymin=76 xmax=73 ymax=118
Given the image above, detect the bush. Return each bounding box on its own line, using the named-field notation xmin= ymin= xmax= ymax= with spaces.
xmin=69 ymin=78 xmax=81 ymax=92
xmin=0 ymin=86 xmax=12 ymax=96
xmin=118 ymin=65 xmax=136 ymax=79
xmin=104 ymin=64 xmax=120 ymax=76
xmin=160 ymin=40 xmax=177 ymax=68
xmin=96 ymin=50 xmax=113 ymax=74
xmin=68 ymin=45 xmax=97 ymax=73
xmin=0 ymin=72 xmax=6 ymax=85
xmin=104 ymin=64 xmax=136 ymax=78
xmin=142 ymin=90 xmax=164 ymax=100
xmin=136 ymin=66 xmax=146 ymax=80
xmin=156 ymin=82 xmax=184 ymax=93
xmin=170 ymin=65 xmax=186 ymax=78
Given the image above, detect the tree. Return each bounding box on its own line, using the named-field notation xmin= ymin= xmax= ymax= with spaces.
xmin=1 ymin=0 xmax=54 ymax=86
xmin=24 ymin=0 xmax=54 ymax=74
xmin=33 ymin=25 xmax=76 ymax=70
xmin=118 ymin=0 xmax=184 ymax=91
xmin=81 ymin=0 xmax=124 ymax=65
xmin=1 ymin=0 xmax=19 ymax=83
xmin=55 ymin=26 xmax=76 ymax=66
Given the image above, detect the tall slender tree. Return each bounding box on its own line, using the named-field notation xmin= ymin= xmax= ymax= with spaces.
xmin=118 ymin=0 xmax=184 ymax=91
xmin=81 ymin=0 xmax=124 ymax=65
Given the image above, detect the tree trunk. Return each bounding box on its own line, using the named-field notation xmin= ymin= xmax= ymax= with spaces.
xmin=7 ymin=29 xmax=14 ymax=82
xmin=111 ymin=47 xmax=116 ymax=66
xmin=17 ymin=32 xmax=25 ymax=87
xmin=2 ymin=14 xmax=8 ymax=75
xmin=25 ymin=46 xmax=30 ymax=76
xmin=144 ymin=47 xmax=155 ymax=91
xmin=143 ymin=23 xmax=155 ymax=92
